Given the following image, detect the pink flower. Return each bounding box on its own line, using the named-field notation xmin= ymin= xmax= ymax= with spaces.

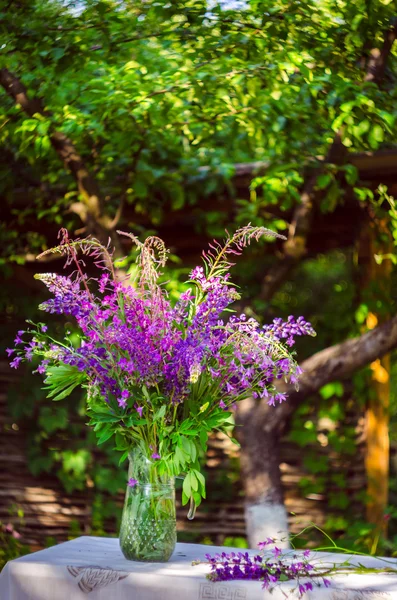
xmin=128 ymin=478 xmax=138 ymax=487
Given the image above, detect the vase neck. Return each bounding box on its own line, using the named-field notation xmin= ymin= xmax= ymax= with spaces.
xmin=128 ymin=448 xmax=173 ymax=485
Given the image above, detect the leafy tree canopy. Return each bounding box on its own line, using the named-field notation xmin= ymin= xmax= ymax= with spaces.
xmin=1 ymin=0 xmax=396 ymax=261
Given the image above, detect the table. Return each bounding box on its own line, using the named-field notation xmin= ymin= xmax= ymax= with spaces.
xmin=1 ymin=536 xmax=397 ymax=599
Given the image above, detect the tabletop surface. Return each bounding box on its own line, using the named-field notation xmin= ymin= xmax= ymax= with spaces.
xmin=1 ymin=536 xmax=397 ymax=599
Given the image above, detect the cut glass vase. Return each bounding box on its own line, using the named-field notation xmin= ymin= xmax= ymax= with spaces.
xmin=119 ymin=449 xmax=176 ymax=562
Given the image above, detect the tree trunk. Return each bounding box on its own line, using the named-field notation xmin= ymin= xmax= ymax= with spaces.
xmin=236 ymin=397 xmax=289 ymax=548
xmin=239 ymin=294 xmax=397 ymax=546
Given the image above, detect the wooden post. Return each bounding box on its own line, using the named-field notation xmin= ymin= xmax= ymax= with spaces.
xmin=357 ymin=222 xmax=392 ymax=536
xmin=366 ymin=348 xmax=390 ymax=533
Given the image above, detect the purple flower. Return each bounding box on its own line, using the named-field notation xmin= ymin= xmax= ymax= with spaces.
xmin=117 ymin=396 xmax=128 ymax=409
xmin=272 ymin=547 xmax=282 ymax=559
xmin=135 ymin=404 xmax=143 ymax=417
xmin=5 ymin=348 xmax=14 ymax=357
xmin=219 ymin=400 xmax=227 ymax=410
xmin=303 ymin=549 xmax=310 ymax=558
xmin=41 ymin=325 xmax=48 ymax=332
xmin=151 ymin=452 xmax=161 ymax=460
xmin=263 ymin=316 xmax=315 ymax=346
xmin=180 ymin=289 xmax=193 ymax=301
xmin=258 ymin=538 xmax=274 ymax=550
xmin=323 ymin=578 xmax=331 ymax=588
xmin=128 ymin=478 xmax=138 ymax=487
xmin=189 ymin=266 xmax=205 ymax=282
xmin=10 ymin=357 xmax=22 ymax=369
xmin=37 ymin=360 xmax=49 ymax=374
xmin=99 ymin=273 xmax=110 ymax=293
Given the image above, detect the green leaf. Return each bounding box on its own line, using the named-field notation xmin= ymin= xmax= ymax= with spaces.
xmin=118 ymin=450 xmax=129 ymax=465
xmin=230 ymin=437 xmax=240 ymax=447
xmin=175 ymin=445 xmax=186 ymax=468
xmin=192 ymin=492 xmax=202 ymax=507
xmin=368 ymin=125 xmax=384 ymax=149
xmin=141 ymin=386 xmax=150 ymax=401
xmin=180 ymin=436 xmax=191 ymax=458
xmin=89 ymin=411 xmax=121 ymax=423
xmin=199 ymin=430 xmax=208 ymax=449
xmin=50 ymin=382 xmax=82 ymax=401
xmin=170 ymin=182 xmax=185 ymax=210
xmin=189 ymin=439 xmax=197 ymax=462
xmin=134 ymin=179 xmax=148 ymax=198
xmin=344 ymin=164 xmax=358 ymax=186
xmin=320 ymin=381 xmax=344 ymax=400
xmin=183 ymin=474 xmax=191 ymax=498
xmin=193 ymin=469 xmax=205 ymax=488
xmin=190 ymin=470 xmax=198 ymax=492
xmin=97 ymin=425 xmax=114 ymax=445
xmin=153 ymin=405 xmax=166 ymax=421
xmin=316 ymin=173 xmax=332 ymax=190
xmin=115 ymin=431 xmax=129 ymax=450
xmin=354 ymin=119 xmax=370 ymax=137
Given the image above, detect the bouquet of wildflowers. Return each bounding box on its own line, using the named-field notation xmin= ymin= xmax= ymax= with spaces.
xmin=9 ymin=225 xmax=314 ymax=511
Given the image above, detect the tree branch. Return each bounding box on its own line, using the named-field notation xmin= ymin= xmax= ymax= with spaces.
xmin=365 ymin=18 xmax=397 ymax=84
xmin=262 ymin=305 xmax=397 ymax=434
xmin=0 ymin=67 xmax=122 ymax=255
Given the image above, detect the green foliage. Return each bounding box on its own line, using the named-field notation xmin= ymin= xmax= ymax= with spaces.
xmin=44 ymin=365 xmax=86 ymax=401
xmin=1 ymin=0 xmax=397 ymax=260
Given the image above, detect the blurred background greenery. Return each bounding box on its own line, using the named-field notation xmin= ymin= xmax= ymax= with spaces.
xmin=1 ymin=0 xmax=397 ymax=568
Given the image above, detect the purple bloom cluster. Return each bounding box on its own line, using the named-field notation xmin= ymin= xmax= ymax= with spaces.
xmin=263 ymin=316 xmax=316 ymax=347
xmin=202 ymin=544 xmax=331 ymax=596
xmin=8 ymin=227 xmax=315 ymax=424
xmin=35 ymin=273 xmax=92 ymax=318
xmin=9 ymin=275 xmax=314 ymax=407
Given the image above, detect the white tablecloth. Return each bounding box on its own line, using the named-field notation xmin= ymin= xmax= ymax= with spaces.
xmin=1 ymin=536 xmax=397 ymax=599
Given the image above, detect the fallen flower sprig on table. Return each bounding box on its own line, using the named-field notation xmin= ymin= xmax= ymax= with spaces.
xmin=194 ymin=540 xmax=331 ymax=596
xmin=194 ymin=532 xmax=397 ymax=597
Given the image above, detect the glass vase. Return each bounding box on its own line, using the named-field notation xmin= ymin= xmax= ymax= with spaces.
xmin=119 ymin=448 xmax=176 ymax=562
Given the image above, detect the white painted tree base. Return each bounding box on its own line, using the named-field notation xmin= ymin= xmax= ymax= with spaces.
xmin=245 ymin=503 xmax=290 ymax=549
